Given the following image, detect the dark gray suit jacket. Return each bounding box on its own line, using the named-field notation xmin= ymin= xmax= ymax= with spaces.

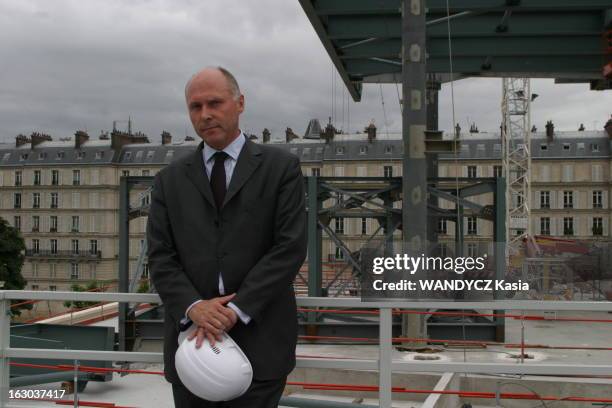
xmin=147 ymin=137 xmax=307 ymax=383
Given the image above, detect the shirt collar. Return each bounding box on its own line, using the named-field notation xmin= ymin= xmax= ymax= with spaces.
xmin=203 ymin=131 xmax=246 ymax=164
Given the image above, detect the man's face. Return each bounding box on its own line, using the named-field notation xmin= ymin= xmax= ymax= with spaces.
xmin=186 ymin=70 xmax=244 ymax=150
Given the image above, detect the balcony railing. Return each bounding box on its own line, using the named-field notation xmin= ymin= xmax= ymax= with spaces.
xmin=25 ymin=250 xmax=101 ymax=259
xmin=0 ymin=291 xmax=611 ymax=408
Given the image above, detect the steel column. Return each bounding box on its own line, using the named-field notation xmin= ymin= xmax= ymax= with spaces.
xmin=494 ymin=177 xmax=507 ymax=342
xmin=378 ymin=308 xmax=392 ymax=408
xmin=401 ymin=0 xmax=428 ymax=341
xmin=118 ymin=177 xmax=130 ymax=352
xmin=307 ymin=177 xmax=323 ymax=299
xmin=0 ymin=297 xmax=9 ymax=408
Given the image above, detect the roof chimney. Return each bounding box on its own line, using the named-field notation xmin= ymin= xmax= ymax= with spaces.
xmin=161 ymin=131 xmax=172 ymax=145
xmin=605 ymin=115 xmax=612 ymax=138
xmin=365 ymin=122 xmax=377 ymax=143
xmin=545 ymin=120 xmax=554 ymax=141
xmin=30 ymin=132 xmax=52 ymax=149
xmin=322 ymin=117 xmax=336 ymax=144
xmin=74 ymin=130 xmax=89 ymax=148
xmin=15 ymin=134 xmax=30 ymax=148
xmin=262 ymin=128 xmax=271 ymax=144
xmin=285 ymin=127 xmax=299 ymax=143
xmin=578 ymin=123 xmax=585 ymax=131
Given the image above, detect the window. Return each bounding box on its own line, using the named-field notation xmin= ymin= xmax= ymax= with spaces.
xmin=335 ymin=146 xmax=345 ymax=155
xmin=592 ymin=165 xmax=603 ymax=182
xmin=49 ymin=263 xmax=57 ymax=278
xmin=289 ymin=147 xmax=298 ymax=155
xmin=302 ymin=148 xmax=311 ymax=157
xmin=71 ymin=216 xmax=80 ymax=232
xmin=56 ymin=151 xmax=65 ymax=159
xmin=359 ymin=146 xmax=367 ymax=155
xmin=89 ymin=263 xmax=97 ymax=280
xmin=141 ymin=263 xmax=148 ymax=278
xmin=72 ymin=169 xmax=80 ymax=186
xmin=591 ymin=143 xmax=600 ymax=152
xmin=311 ymin=168 xmax=320 ymax=177
xmin=361 ymin=218 xmax=367 ymax=235
xmin=563 ymin=191 xmax=573 ymax=209
xmin=562 ymin=165 xmax=573 ymax=182
xmin=334 ymin=218 xmax=344 ymax=234
xmin=142 ymin=170 xmax=150 ymax=176
xmin=593 ymin=191 xmax=603 ymax=208
xmin=165 ymin=150 xmax=174 ymax=161
xmin=33 ymin=170 xmax=41 ymax=185
xmin=540 ymin=191 xmax=550 ymax=209
xmin=467 ymin=217 xmax=477 ymax=235
xmin=493 ymin=166 xmax=502 ymax=178
xmin=70 ymin=263 xmax=79 ymax=280
xmin=32 ymin=263 xmax=38 ymax=277
xmin=49 ymin=285 xmax=57 ymax=291
xmin=577 ymin=142 xmax=585 ymax=150
xmin=51 ymin=170 xmax=59 ymax=185
xmin=467 ymin=166 xmax=477 ymax=178
xmin=125 ymin=151 xmax=132 ymax=160
xmin=493 ymin=144 xmax=501 ymax=153
xmin=146 ymin=151 xmax=155 ymax=160
xmin=476 ymin=144 xmax=485 ymax=153
xmin=50 ymin=193 xmax=58 ymax=209
xmin=32 ymin=192 xmax=40 ymax=208
xmin=563 ymin=217 xmax=574 ymax=236
xmin=14 ymin=170 xmax=22 ymax=186
xmin=32 ymin=216 xmax=39 ymax=232
xmin=71 ymin=239 xmax=79 ymax=254
xmin=540 ymin=144 xmax=548 ymax=151
xmin=122 ymin=170 xmax=130 ymax=177
xmin=563 ymin=143 xmax=571 ymax=151
xmin=32 ymin=239 xmax=40 ymax=254
xmin=384 ymin=145 xmax=393 ymax=154
xmin=19 ymin=153 xmax=28 ymax=161
xmin=592 ymin=217 xmax=603 ymax=236
xmin=14 ymin=193 xmax=21 ymax=209
xmin=89 ymin=239 xmax=98 ymax=255
xmin=95 ymin=151 xmax=104 ymax=159
xmin=50 ymin=239 xmax=58 ymax=254
xmin=383 ymin=166 xmax=393 ymax=178
xmin=77 ymin=151 xmax=85 ymax=159
xmin=438 ymin=219 xmax=447 ymax=234
xmin=334 ymin=246 xmax=345 ymax=260
xmin=72 ymin=192 xmax=80 ymax=208
xmin=135 ymin=151 xmax=143 ymax=160
xmin=540 ymin=217 xmax=550 ymax=235
xmin=467 ymin=243 xmax=477 ymax=258
xmin=31 ymin=285 xmax=39 ymax=291
xmin=2 ymin=152 xmax=10 ymax=161
xmin=14 ymin=216 xmax=21 ymax=231
xmin=50 ymin=216 xmax=57 ymax=232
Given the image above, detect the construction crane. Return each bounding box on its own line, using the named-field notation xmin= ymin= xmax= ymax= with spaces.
xmin=501 ymin=78 xmax=533 ymax=260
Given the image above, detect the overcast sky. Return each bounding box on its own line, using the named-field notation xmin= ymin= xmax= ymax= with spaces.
xmin=1 ymin=0 xmax=610 ymax=144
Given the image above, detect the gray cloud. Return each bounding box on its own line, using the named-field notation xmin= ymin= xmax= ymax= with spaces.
xmin=0 ymin=0 xmax=610 ymax=144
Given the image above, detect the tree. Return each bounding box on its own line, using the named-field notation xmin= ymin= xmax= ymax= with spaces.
xmin=63 ymin=281 xmax=101 ymax=309
xmin=0 ymin=217 xmax=30 ymax=316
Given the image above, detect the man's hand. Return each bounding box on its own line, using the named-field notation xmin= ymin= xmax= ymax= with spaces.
xmin=187 ymin=294 xmax=238 ymax=347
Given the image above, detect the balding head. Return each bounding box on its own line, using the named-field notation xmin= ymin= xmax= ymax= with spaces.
xmin=185 ymin=66 xmax=245 ymax=150
xmin=185 ymin=66 xmax=241 ymax=101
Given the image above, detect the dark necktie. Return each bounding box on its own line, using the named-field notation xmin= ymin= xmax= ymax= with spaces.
xmin=210 ymin=151 xmax=229 ymax=210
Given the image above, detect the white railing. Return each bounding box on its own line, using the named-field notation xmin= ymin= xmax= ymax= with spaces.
xmin=1 ymin=290 xmax=612 ymax=407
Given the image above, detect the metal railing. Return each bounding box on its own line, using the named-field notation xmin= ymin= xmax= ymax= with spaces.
xmin=1 ymin=290 xmax=612 ymax=407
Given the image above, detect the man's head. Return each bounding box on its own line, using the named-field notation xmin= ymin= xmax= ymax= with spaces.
xmin=185 ymin=67 xmax=244 ymax=150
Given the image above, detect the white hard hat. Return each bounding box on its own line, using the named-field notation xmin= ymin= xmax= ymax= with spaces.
xmin=175 ymin=324 xmax=253 ymax=401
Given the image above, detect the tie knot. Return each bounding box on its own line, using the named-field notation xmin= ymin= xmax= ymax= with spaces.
xmin=212 ymin=151 xmax=229 ymax=164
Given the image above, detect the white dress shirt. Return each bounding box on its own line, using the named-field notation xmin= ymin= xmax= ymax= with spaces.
xmin=180 ymin=132 xmax=251 ymax=329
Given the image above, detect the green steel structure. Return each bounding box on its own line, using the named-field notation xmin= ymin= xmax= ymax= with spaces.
xmin=299 ymin=0 xmax=612 ymax=100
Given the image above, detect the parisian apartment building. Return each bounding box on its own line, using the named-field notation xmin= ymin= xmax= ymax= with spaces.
xmin=0 ymin=124 xmax=610 ymax=292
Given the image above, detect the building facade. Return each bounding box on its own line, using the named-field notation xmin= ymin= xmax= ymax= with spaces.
xmin=0 ymin=128 xmax=609 ymax=293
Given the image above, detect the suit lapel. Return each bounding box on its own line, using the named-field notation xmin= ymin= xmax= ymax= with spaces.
xmin=223 ymin=139 xmax=262 ymax=207
xmin=184 ymin=142 xmax=216 ymax=209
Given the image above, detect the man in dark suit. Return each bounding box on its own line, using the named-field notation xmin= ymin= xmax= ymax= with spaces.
xmin=147 ymin=66 xmax=307 ymax=407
